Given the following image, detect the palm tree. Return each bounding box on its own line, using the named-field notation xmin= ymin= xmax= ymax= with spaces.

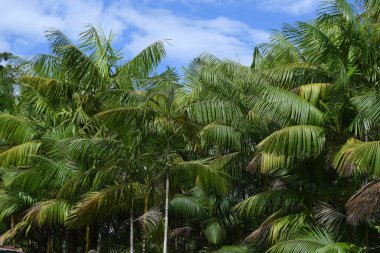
xmin=0 ymin=25 xmax=167 ymax=251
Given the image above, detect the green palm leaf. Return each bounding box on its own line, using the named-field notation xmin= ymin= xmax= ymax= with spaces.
xmin=117 ymin=41 xmax=166 ymax=81
xmin=20 ymin=76 xmax=71 ymax=101
xmin=248 ymin=152 xmax=288 ymax=173
xmin=213 ymin=246 xmax=248 ymax=253
xmin=205 ymin=221 xmax=225 ymax=245
xmin=257 ymin=125 xmax=325 ymax=158
xmin=65 ymin=183 xmax=144 ymax=228
xmin=23 ymin=200 xmax=70 ymax=227
xmin=200 ymin=123 xmax=241 ymax=149
xmin=245 ymin=86 xmax=324 ymax=126
xmin=235 ymin=190 xmax=305 ymax=217
xmin=267 ymin=228 xmax=359 ymax=253
xmin=333 ymin=138 xmax=380 ymax=176
xmin=0 ymin=114 xmax=37 ymax=145
xmin=351 ymin=92 xmax=380 ymax=124
xmin=292 ymin=83 xmax=330 ymax=105
xmin=0 ymin=142 xmax=41 ymax=167
xmin=185 ymin=100 xmax=243 ymax=125
xmin=170 ymin=195 xmax=207 ymax=219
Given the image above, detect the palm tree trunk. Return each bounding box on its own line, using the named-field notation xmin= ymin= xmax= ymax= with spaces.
xmin=130 ymin=208 xmax=134 ymax=253
xmin=163 ymin=172 xmax=170 ymax=253
xmin=142 ymin=189 xmax=149 ymax=253
xmin=47 ymin=235 xmax=53 ymax=253
xmin=11 ymin=215 xmax=15 ymax=247
xmin=85 ymin=224 xmax=90 ymax=253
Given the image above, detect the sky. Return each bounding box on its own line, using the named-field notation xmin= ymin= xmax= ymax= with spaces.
xmin=0 ymin=0 xmax=322 ymax=68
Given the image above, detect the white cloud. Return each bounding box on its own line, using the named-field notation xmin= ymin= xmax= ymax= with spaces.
xmin=257 ymin=0 xmax=320 ymax=15
xmin=157 ymin=0 xmax=238 ymax=5
xmin=0 ymin=0 xmax=269 ymax=65
xmin=112 ymin=6 xmax=269 ymax=65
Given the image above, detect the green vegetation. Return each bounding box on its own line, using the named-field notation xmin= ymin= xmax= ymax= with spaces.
xmin=1 ymin=0 xmax=380 ymax=252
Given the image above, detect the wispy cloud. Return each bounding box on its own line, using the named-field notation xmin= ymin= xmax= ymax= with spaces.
xmin=0 ymin=0 xmax=269 ymax=65
xmin=257 ymin=0 xmax=320 ymax=15
xmin=114 ymin=6 xmax=269 ymax=65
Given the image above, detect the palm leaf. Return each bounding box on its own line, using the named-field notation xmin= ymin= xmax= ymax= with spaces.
xmin=257 ymin=125 xmax=325 ymax=158
xmin=0 ymin=142 xmax=41 ymax=167
xmin=245 ymin=86 xmax=324 ymax=126
xmin=95 ymin=107 xmax=152 ymax=130
xmin=23 ymin=200 xmax=70 ymax=227
xmin=247 ymin=212 xmax=308 ymax=244
xmin=235 ymin=190 xmax=305 ymax=217
xmin=199 ymin=123 xmax=241 ymax=149
xmin=247 ymin=152 xmax=288 ymax=173
xmin=20 ymin=76 xmax=71 ymax=101
xmin=345 ymin=179 xmax=380 ymax=225
xmin=205 ymin=221 xmax=225 ymax=245
xmin=170 ymin=195 xmax=207 ymax=219
xmin=333 ymin=138 xmax=380 ymax=176
xmin=185 ymin=100 xmax=243 ymax=125
xmin=292 ymin=83 xmax=330 ymax=105
xmin=267 ymin=227 xmax=358 ymax=253
xmin=173 ymin=158 xmax=232 ymax=194
xmin=213 ymin=246 xmax=248 ymax=253
xmin=119 ymin=41 xmax=166 ymax=77
xmin=351 ymin=92 xmax=380 ymax=124
xmin=0 ymin=114 xmax=37 ymax=145
xmin=65 ymin=183 xmax=144 ymax=228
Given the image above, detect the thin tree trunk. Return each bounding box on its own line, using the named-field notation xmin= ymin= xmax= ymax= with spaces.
xmin=130 ymin=207 xmax=134 ymax=253
xmin=163 ymin=172 xmax=170 ymax=253
xmin=97 ymin=229 xmax=102 ymax=253
xmin=142 ymin=188 xmax=149 ymax=253
xmin=85 ymin=224 xmax=90 ymax=253
xmin=47 ymin=235 xmax=53 ymax=253
xmin=11 ymin=215 xmax=15 ymax=247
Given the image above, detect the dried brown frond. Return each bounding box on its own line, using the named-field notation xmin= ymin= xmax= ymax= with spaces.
xmin=346 ymin=179 xmax=380 ymax=225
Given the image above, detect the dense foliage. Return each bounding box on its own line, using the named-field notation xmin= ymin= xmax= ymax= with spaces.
xmin=2 ymin=0 xmax=380 ymax=252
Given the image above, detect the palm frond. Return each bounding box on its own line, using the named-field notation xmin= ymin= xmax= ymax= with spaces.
xmin=9 ymin=155 xmax=76 ymax=192
xmin=95 ymin=107 xmax=152 ymax=130
xmin=248 ymin=152 xmax=288 ymax=173
xmin=266 ymin=228 xmax=327 ymax=253
xmin=0 ymin=114 xmax=38 ymax=145
xmin=199 ymin=123 xmax=241 ymax=149
xmin=235 ymin=190 xmax=305 ymax=217
xmin=351 ymin=92 xmax=380 ymax=124
xmin=117 ymin=41 xmax=166 ymax=81
xmin=292 ymin=83 xmax=330 ymax=105
xmin=245 ymin=86 xmax=324 ymax=126
xmin=173 ymin=158 xmax=232 ymax=194
xmin=345 ymin=179 xmax=380 ymax=225
xmin=20 ymin=76 xmax=71 ymax=102
xmin=135 ymin=208 xmax=162 ymax=235
xmin=333 ymin=138 xmax=380 ymax=176
xmin=257 ymin=125 xmax=325 ymax=158
xmin=185 ymin=100 xmax=243 ymax=125
xmin=313 ymin=202 xmax=346 ymax=231
xmin=0 ymin=142 xmax=41 ymax=167
xmin=65 ymin=183 xmax=144 ymax=228
xmin=213 ymin=246 xmax=248 ymax=253
xmin=247 ymin=212 xmax=308 ymax=244
xmin=23 ymin=200 xmax=70 ymax=227
xmin=170 ymin=195 xmax=207 ymax=219
xmin=360 ymin=0 xmax=380 ymax=19
xmin=205 ymin=221 xmax=225 ymax=245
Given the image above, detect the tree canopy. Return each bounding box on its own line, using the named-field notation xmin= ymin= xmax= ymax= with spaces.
xmin=1 ymin=0 xmax=380 ymax=252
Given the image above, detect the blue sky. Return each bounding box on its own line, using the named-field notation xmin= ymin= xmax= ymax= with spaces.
xmin=0 ymin=0 xmax=321 ymax=67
